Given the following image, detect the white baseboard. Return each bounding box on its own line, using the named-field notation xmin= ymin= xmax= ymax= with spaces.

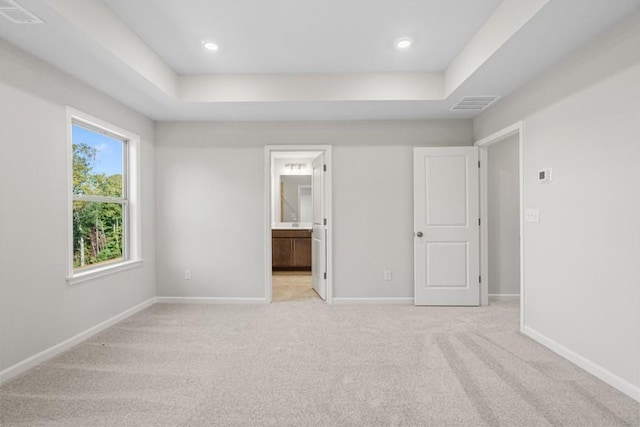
xmin=0 ymin=297 xmax=156 ymax=385
xmin=489 ymin=294 xmax=520 ymax=301
xmin=332 ymin=297 xmax=414 ymax=305
xmin=156 ymin=297 xmax=267 ymax=304
xmin=523 ymin=326 xmax=640 ymax=402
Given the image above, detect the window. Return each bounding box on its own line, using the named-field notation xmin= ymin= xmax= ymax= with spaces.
xmin=67 ymin=109 xmax=141 ymax=284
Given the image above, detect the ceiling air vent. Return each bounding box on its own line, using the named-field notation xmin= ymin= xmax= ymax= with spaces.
xmin=450 ymin=96 xmax=500 ymax=111
xmin=0 ymin=0 xmax=43 ymax=24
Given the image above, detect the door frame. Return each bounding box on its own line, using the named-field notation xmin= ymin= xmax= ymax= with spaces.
xmin=474 ymin=121 xmax=524 ymax=332
xmin=264 ymin=145 xmax=333 ymax=304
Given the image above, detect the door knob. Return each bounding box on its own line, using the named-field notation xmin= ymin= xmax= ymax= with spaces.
xmin=416 ymin=231 xmax=423 ymax=237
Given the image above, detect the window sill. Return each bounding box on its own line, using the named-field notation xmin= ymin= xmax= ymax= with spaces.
xmin=67 ymin=259 xmax=144 ymax=286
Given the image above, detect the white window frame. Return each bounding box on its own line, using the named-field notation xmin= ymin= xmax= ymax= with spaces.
xmin=66 ymin=108 xmax=142 ymax=285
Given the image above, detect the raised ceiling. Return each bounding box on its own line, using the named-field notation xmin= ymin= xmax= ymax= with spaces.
xmin=0 ymin=0 xmax=639 ymax=121
xmin=100 ymin=0 xmax=502 ymax=74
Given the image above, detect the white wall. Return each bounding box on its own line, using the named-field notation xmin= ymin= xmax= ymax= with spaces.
xmin=487 ymin=136 xmax=520 ymax=296
xmin=155 ymin=120 xmax=473 ymax=299
xmin=474 ymin=13 xmax=640 ymax=398
xmin=0 ymin=41 xmax=156 ymax=372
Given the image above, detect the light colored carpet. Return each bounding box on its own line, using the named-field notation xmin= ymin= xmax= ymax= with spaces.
xmin=1 ymin=300 xmax=638 ymax=426
xmin=272 ymin=272 xmax=318 ymax=303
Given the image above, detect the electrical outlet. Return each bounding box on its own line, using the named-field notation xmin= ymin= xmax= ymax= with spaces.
xmin=184 ymin=269 xmax=191 ymax=280
xmin=538 ymin=168 xmax=552 ymax=183
xmin=384 ymin=270 xmax=392 ymax=281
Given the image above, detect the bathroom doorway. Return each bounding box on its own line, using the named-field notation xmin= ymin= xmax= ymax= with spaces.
xmin=264 ymin=146 xmax=333 ymax=303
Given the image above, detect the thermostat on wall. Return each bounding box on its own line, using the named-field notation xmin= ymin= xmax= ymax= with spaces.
xmin=538 ymin=168 xmax=552 ymax=183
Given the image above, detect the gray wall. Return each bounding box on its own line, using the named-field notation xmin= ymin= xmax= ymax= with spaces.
xmin=0 ymin=41 xmax=156 ymax=371
xmin=474 ymin=12 xmax=640 ymax=394
xmin=155 ymin=120 xmax=473 ymax=299
xmin=487 ymin=136 xmax=520 ymax=296
xmin=155 ymin=146 xmax=265 ymax=298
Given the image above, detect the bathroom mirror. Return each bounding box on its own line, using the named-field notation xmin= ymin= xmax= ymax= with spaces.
xmin=280 ymin=175 xmax=312 ymax=223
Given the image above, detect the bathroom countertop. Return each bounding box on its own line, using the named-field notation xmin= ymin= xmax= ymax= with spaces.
xmin=272 ymin=223 xmax=312 ymax=230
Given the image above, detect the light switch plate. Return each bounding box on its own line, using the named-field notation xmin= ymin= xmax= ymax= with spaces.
xmin=525 ymin=208 xmax=540 ymax=223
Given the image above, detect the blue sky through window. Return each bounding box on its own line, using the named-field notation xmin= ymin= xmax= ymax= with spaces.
xmin=72 ymin=125 xmax=123 ymax=176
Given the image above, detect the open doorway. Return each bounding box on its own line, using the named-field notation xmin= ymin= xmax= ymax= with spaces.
xmin=476 ymin=122 xmax=524 ymax=330
xmin=264 ymin=146 xmax=332 ymax=304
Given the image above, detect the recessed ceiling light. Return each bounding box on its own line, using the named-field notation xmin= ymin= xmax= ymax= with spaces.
xmin=202 ymin=41 xmax=219 ymax=52
xmin=396 ymin=38 xmax=412 ymax=50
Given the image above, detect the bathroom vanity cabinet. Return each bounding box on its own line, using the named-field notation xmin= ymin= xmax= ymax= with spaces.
xmin=272 ymin=229 xmax=312 ymax=270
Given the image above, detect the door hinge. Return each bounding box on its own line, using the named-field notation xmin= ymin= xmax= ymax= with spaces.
xmin=323 ymin=164 xmax=327 ymax=172
xmin=323 ymin=272 xmax=327 ymax=280
xmin=478 ymin=218 xmax=481 ymax=226
xmin=323 ymin=218 xmax=327 ymax=226
xmin=479 ymin=275 xmax=482 ymax=284
xmin=478 ymin=160 xmax=481 ymax=168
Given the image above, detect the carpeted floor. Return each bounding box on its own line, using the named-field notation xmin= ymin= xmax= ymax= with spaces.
xmin=272 ymin=271 xmax=318 ymax=303
xmin=1 ymin=300 xmax=638 ymax=426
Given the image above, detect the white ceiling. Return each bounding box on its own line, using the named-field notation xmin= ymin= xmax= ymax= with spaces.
xmin=99 ymin=0 xmax=502 ymax=74
xmin=0 ymin=0 xmax=639 ymax=121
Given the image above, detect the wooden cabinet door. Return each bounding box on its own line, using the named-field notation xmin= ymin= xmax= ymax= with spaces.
xmin=292 ymin=238 xmax=311 ymax=267
xmin=272 ymin=238 xmax=293 ymax=267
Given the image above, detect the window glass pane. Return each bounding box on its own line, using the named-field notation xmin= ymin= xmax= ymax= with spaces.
xmin=73 ymin=201 xmax=124 ymax=269
xmin=72 ymin=124 xmax=124 ymax=197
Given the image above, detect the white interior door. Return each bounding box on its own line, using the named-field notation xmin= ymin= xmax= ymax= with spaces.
xmin=311 ymin=153 xmax=327 ymax=300
xmin=414 ymin=147 xmax=480 ymax=306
